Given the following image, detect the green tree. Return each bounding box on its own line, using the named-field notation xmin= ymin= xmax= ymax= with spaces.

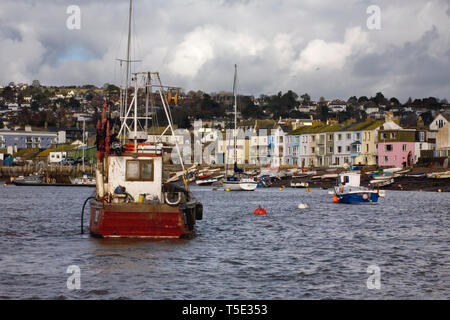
xmin=1 ymin=86 xmax=14 ymax=102
xmin=347 ymin=96 xmax=358 ymax=105
xmin=300 ymin=93 xmax=311 ymax=106
xmin=358 ymin=96 xmax=368 ymax=104
xmin=316 ymin=104 xmax=329 ymax=122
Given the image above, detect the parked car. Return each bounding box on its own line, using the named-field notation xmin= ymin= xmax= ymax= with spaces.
xmin=60 ymin=158 xmax=75 ymax=166
xmin=74 ymin=157 xmax=91 ymax=165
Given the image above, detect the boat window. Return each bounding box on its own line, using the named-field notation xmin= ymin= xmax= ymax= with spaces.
xmin=141 ymin=161 xmax=154 ymax=181
xmin=126 ymin=160 xmax=154 ymax=181
xmin=126 ymin=160 xmax=140 ymax=180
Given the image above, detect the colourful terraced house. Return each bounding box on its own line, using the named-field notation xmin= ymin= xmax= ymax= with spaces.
xmin=289 ymin=121 xmax=345 ymax=167
xmin=377 ymin=128 xmax=433 ymax=167
xmin=287 ymin=118 xmax=408 ymax=168
xmin=350 ymin=119 xmax=402 ymax=165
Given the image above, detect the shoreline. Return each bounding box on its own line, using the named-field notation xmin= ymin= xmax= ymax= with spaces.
xmin=269 ymin=175 xmax=450 ymax=192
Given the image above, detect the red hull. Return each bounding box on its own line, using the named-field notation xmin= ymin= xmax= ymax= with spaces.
xmin=89 ymin=201 xmax=197 ymax=239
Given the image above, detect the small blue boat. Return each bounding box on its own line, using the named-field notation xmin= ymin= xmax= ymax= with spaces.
xmin=333 ymin=172 xmax=383 ymax=204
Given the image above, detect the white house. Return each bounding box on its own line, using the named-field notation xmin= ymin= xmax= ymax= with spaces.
xmin=333 ymin=131 xmax=353 ymax=165
xmin=436 ymin=120 xmax=450 ymax=157
xmin=49 ymin=151 xmax=67 ymax=163
xmin=430 ymin=114 xmax=450 ymax=131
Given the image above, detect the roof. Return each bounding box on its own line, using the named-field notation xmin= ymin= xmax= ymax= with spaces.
xmin=289 ymin=122 xmax=344 ymax=135
xmin=289 ymin=119 xmax=388 ymax=135
xmin=254 ymin=119 xmax=278 ymax=130
xmin=343 ymin=120 xmax=385 ymax=131
xmin=36 ymin=144 xmax=78 ymax=157
xmin=13 ymin=148 xmax=41 ymax=159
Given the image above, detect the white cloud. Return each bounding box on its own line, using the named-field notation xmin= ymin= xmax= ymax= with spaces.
xmin=293 ymin=27 xmax=370 ymax=72
xmin=168 ymin=25 xmax=266 ymax=78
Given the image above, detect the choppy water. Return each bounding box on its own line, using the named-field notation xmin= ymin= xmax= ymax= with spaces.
xmin=0 ymin=184 xmax=449 ymax=299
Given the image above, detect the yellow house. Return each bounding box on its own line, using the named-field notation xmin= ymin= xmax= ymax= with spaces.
xmin=355 ymin=119 xmax=402 ymax=165
xmin=216 ymin=129 xmax=249 ymax=165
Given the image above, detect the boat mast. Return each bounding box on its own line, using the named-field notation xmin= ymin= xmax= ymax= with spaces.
xmin=123 ymin=0 xmax=132 ymax=124
xmin=82 ymin=118 xmax=85 ymax=172
xmin=233 ymin=64 xmax=238 ymax=166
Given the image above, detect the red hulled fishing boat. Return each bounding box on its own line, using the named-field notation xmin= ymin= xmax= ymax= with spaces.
xmin=87 ymin=1 xmax=202 ymax=239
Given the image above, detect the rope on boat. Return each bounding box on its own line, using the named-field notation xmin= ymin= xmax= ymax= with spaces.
xmin=81 ymin=196 xmax=96 ymax=234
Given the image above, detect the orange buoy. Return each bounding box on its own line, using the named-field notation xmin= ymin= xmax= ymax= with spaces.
xmin=254 ymin=206 xmax=267 ymax=215
xmin=332 ymin=196 xmax=339 ymax=203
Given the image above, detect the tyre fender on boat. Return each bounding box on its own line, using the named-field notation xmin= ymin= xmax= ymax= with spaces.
xmin=164 ymin=192 xmax=182 ymax=206
xmin=195 ymin=202 xmax=203 ymax=220
xmin=184 ymin=209 xmax=195 ymax=231
xmin=362 ymin=193 xmax=369 ymax=200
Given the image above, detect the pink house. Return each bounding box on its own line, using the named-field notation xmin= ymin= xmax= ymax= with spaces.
xmin=378 ymin=141 xmax=414 ymax=167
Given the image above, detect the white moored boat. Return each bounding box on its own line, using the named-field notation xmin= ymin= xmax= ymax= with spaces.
xmin=222 ymin=65 xmax=257 ymax=192
xmin=195 ymin=178 xmax=218 ymax=186
xmin=223 ymin=178 xmax=258 ymax=191
xmin=290 ymin=181 xmax=309 ymax=188
xmin=427 ymin=171 xmax=450 ymax=179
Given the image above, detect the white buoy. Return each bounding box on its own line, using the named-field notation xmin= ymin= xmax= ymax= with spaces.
xmin=298 ymin=203 xmax=309 ymax=209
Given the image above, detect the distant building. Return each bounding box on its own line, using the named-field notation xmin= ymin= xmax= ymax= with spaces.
xmin=430 ymin=114 xmax=450 ymax=131
xmin=328 ymin=100 xmax=347 ymax=113
xmin=0 ymin=129 xmax=63 ymax=150
xmin=49 ymin=151 xmax=67 ymax=163
xmin=377 ymin=128 xmax=433 ymax=167
xmin=436 ymin=120 xmax=450 ymax=157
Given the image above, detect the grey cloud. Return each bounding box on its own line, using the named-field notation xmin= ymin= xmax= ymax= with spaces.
xmin=0 ymin=0 xmax=449 ymax=102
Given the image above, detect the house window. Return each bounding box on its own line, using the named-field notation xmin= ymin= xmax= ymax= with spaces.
xmin=329 ymin=146 xmax=333 ymax=153
xmin=384 ymin=156 xmax=389 ymax=163
xmin=402 ymin=144 xmax=407 ymax=151
xmin=385 ymin=144 xmax=393 ymax=152
xmin=328 ymin=134 xmax=333 ymax=141
xmin=390 ymin=132 xmax=396 ymax=139
xmin=346 ymin=133 xmax=351 ymax=140
xmin=356 ymin=133 xmax=360 ymax=140
xmin=338 ymin=134 xmax=342 ymax=140
xmin=311 ymin=147 xmax=315 ymax=153
xmin=419 ymin=132 xmax=425 ymax=141
xmin=338 ymin=146 xmax=342 ymax=153
xmin=126 ymin=160 xmax=154 ymax=181
xmin=311 ymin=136 xmax=315 ymax=142
xmin=346 ymin=146 xmax=350 ymax=152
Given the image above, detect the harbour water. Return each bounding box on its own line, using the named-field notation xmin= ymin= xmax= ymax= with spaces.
xmin=0 ymin=185 xmax=448 ymax=299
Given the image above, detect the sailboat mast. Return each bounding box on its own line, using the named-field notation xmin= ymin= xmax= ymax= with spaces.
xmin=124 ymin=0 xmax=132 ymax=122
xmin=233 ymin=64 xmax=238 ymax=164
xmin=82 ymin=118 xmax=85 ymax=172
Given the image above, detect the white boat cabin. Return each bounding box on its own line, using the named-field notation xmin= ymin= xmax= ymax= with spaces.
xmin=338 ymin=172 xmax=361 ymax=187
xmin=104 ymin=146 xmax=164 ymax=203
